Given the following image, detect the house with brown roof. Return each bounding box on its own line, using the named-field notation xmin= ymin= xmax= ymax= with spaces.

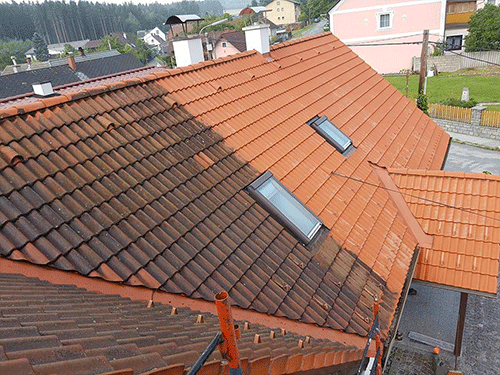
xmin=212 ymin=30 xmax=247 ymax=59
xmin=0 ymin=31 xmax=498 ymax=375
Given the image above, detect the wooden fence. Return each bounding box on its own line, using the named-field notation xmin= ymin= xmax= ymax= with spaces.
xmin=481 ymin=110 xmax=500 ymax=127
xmin=428 ymin=104 xmax=500 ymax=127
xmin=429 ymin=104 xmax=471 ymax=123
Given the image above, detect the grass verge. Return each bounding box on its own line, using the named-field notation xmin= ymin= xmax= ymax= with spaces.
xmin=486 ymin=104 xmax=500 ymax=112
xmin=385 ymin=74 xmax=500 ymax=104
xmin=292 ymin=24 xmax=314 ymax=38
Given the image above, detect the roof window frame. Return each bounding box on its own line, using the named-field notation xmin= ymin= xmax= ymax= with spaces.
xmin=307 ymin=115 xmax=353 ymax=155
xmin=247 ymin=171 xmax=323 ymax=245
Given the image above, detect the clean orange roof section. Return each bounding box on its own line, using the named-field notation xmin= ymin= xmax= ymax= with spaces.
xmin=371 ymin=163 xmax=433 ymax=248
xmin=389 ymin=169 xmax=500 ymax=296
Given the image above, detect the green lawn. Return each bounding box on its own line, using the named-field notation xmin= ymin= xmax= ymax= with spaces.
xmin=385 ymin=74 xmax=500 ymax=104
xmin=486 ymin=104 xmax=500 ymax=112
xmin=291 ymin=24 xmax=314 ymax=38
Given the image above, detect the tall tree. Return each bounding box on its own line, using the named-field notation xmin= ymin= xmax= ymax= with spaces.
xmin=0 ymin=0 xmax=223 ymax=44
xmin=127 ymin=38 xmax=154 ymax=63
xmin=465 ymin=4 xmax=500 ymax=52
xmin=0 ymin=39 xmax=33 ymax=70
xmin=125 ymin=12 xmax=141 ymax=32
xmin=97 ymin=35 xmax=126 ymax=53
xmin=33 ymin=32 xmax=49 ymax=61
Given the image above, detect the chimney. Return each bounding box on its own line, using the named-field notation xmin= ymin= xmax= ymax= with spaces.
xmin=67 ymin=56 xmax=77 ymax=70
xmin=243 ymin=24 xmax=270 ymax=54
xmin=32 ymin=82 xmax=54 ymax=97
xmin=172 ymin=36 xmax=204 ymax=67
xmin=25 ymin=57 xmax=31 ymax=68
xmin=10 ymin=56 xmax=17 ymax=65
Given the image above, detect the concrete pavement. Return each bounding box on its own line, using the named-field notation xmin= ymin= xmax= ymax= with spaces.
xmin=445 ymin=132 xmax=500 ymax=175
xmin=447 ymin=130 xmax=500 ymax=150
xmin=300 ymin=20 xmax=327 ymax=38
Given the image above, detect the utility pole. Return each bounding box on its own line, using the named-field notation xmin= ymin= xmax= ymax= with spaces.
xmin=418 ymin=29 xmax=429 ymax=95
xmin=405 ymin=69 xmax=410 ymax=97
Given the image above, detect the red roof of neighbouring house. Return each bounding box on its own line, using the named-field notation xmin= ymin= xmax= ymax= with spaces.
xmin=0 ymin=273 xmax=362 ymax=375
xmin=0 ymin=31 xmax=472 ymax=373
xmin=389 ymin=169 xmax=500 ymax=295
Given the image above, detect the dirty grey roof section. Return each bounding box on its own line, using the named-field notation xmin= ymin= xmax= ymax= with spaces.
xmin=0 ymin=65 xmax=80 ymax=99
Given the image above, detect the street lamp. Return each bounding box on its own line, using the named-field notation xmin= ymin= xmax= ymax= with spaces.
xmin=199 ymin=18 xmax=227 ymax=34
xmin=200 ymin=19 xmax=227 ymax=60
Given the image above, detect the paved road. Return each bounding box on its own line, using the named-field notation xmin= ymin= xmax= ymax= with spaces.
xmin=301 ymin=20 xmax=327 ymax=38
xmin=445 ymin=142 xmax=500 ymax=175
xmin=386 ymin=141 xmax=500 ymax=375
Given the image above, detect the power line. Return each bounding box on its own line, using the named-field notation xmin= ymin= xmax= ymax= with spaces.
xmin=330 ymin=171 xmax=500 ymax=223
xmin=347 ymin=31 xmax=443 ymax=47
xmin=345 ymin=38 xmax=500 ymax=67
xmin=347 ymin=32 xmax=431 ymax=44
xmin=347 ymin=41 xmax=422 ymax=47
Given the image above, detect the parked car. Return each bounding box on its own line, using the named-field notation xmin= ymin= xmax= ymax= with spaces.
xmin=314 ymin=18 xmax=320 ymax=23
xmin=323 ymin=24 xmax=330 ymax=32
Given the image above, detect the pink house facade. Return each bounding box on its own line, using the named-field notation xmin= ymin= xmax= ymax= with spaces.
xmin=213 ymin=39 xmax=243 ymax=59
xmin=329 ymin=0 xmax=447 ymax=74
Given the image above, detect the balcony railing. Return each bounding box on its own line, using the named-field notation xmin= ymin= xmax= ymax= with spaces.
xmin=446 ymin=11 xmax=474 ymax=24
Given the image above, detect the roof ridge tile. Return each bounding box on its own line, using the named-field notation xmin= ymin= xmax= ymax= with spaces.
xmin=270 ymin=32 xmax=330 ymax=52
xmin=38 ymin=95 xmax=71 ymax=108
xmin=389 ymin=168 xmax=500 ymax=181
xmin=0 ymin=107 xmax=19 ymax=119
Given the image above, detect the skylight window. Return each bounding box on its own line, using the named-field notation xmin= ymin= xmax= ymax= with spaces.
xmin=248 ymin=171 xmax=322 ymax=244
xmin=307 ymin=115 xmax=353 ymax=154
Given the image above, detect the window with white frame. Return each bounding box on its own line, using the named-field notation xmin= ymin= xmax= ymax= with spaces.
xmin=377 ymin=11 xmax=393 ymax=29
xmin=248 ymin=172 xmax=323 ymax=244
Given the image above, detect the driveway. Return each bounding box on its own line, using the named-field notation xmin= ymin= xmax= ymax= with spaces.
xmin=301 ymin=20 xmax=327 ymax=38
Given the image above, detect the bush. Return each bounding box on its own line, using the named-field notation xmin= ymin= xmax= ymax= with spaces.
xmin=417 ymin=94 xmax=429 ymax=115
xmin=439 ymin=97 xmax=478 ymax=108
xmin=431 ymin=43 xmax=445 ymax=56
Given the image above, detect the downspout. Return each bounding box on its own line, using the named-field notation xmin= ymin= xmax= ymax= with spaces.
xmin=383 ymin=246 xmax=421 ymax=368
xmin=440 ymin=136 xmax=452 ymax=170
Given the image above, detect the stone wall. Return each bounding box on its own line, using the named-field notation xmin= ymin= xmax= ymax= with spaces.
xmin=433 ymin=118 xmax=500 ymax=141
xmin=413 ymin=50 xmax=500 ymax=72
xmin=413 ymin=55 xmax=461 ymax=73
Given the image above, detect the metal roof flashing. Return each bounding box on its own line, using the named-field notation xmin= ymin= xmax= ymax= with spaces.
xmin=371 ymin=163 xmax=434 ymax=248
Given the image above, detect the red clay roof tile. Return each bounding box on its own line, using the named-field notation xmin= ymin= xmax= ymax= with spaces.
xmin=0 ymin=32 xmax=452 ymax=363
xmin=390 ymin=169 xmax=500 ymax=295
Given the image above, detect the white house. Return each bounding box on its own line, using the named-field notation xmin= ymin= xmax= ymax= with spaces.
xmin=140 ymin=27 xmax=168 ymax=53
